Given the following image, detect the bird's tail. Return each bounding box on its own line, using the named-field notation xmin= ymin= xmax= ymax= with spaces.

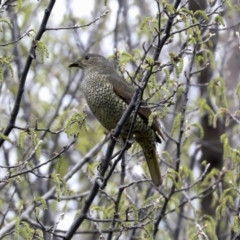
xmin=139 ymin=142 xmax=162 ymax=187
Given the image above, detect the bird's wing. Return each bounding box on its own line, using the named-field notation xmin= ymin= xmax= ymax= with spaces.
xmin=108 ymin=73 xmax=163 ymax=143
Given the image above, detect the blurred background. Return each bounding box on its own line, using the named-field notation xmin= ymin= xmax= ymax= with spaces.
xmin=0 ymin=0 xmax=240 ymax=239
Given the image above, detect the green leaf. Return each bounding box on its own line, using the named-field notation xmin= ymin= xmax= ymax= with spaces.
xmin=0 ymin=56 xmax=14 ymax=83
xmin=0 ymin=132 xmax=11 ymax=142
xmin=191 ymin=123 xmax=204 ymax=139
xmin=35 ymin=197 xmax=48 ymax=210
xmin=36 ymin=40 xmax=49 ymax=63
xmin=51 ymin=173 xmax=61 ymax=201
xmin=0 ymin=18 xmax=13 ymax=32
xmin=171 ymin=112 xmax=182 ymax=135
xmin=65 ymin=112 xmax=87 ymax=137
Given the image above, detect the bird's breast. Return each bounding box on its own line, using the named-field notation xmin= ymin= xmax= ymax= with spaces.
xmin=84 ymin=74 xmax=127 ymax=131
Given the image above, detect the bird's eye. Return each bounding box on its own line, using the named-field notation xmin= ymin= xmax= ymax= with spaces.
xmin=85 ymin=55 xmax=90 ymax=60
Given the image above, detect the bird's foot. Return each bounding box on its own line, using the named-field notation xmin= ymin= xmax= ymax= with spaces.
xmin=125 ymin=139 xmax=134 ymax=150
xmin=110 ymin=129 xmax=121 ymax=143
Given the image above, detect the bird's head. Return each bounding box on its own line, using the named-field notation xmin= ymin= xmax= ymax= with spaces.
xmin=69 ymin=54 xmax=114 ymax=73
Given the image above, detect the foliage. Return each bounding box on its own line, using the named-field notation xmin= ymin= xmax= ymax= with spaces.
xmin=0 ymin=0 xmax=239 ymax=240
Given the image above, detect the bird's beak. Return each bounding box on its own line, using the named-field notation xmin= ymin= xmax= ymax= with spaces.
xmin=69 ymin=61 xmax=79 ymax=68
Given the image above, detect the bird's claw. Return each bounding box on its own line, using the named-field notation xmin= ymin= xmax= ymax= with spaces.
xmin=125 ymin=139 xmax=134 ymax=150
xmin=110 ymin=129 xmax=121 ymax=143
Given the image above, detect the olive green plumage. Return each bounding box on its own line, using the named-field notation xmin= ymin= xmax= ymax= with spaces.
xmin=69 ymin=54 xmax=163 ymax=186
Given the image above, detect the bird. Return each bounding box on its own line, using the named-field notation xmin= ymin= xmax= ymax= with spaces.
xmin=69 ymin=54 xmax=163 ymax=186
